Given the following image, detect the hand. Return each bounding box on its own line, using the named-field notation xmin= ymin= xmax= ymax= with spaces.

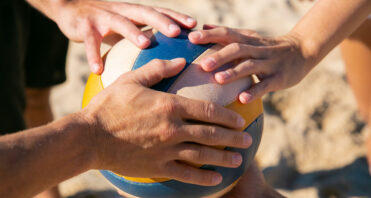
xmin=222 ymin=161 xmax=285 ymax=198
xmin=80 ymin=58 xmax=252 ymax=186
xmin=189 ymin=25 xmax=314 ymax=104
xmin=44 ymin=0 xmax=197 ymax=74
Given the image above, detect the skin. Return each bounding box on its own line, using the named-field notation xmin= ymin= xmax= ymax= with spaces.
xmin=0 ymin=58 xmax=255 ymax=198
xmin=24 ymin=88 xmax=61 ymax=198
xmin=22 ymin=1 xmax=194 ymax=197
xmin=189 ymin=0 xmax=371 ymax=104
xmin=222 ymin=162 xmax=285 ymax=198
xmin=25 ymin=0 xmax=197 ymax=74
xmin=340 ymin=19 xmax=371 ymax=170
xmin=188 ymin=0 xmax=371 ymax=195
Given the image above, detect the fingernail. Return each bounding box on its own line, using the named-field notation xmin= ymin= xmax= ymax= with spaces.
xmin=212 ymin=175 xmax=222 ymax=185
xmin=137 ymin=35 xmax=149 ymax=46
xmin=232 ymin=154 xmax=242 ymax=165
xmin=187 ymin=17 xmax=196 ymax=26
xmin=92 ymin=63 xmax=101 ymax=74
xmin=191 ymin=31 xmax=202 ymax=40
xmin=203 ymin=57 xmax=216 ymax=71
xmin=215 ymin=71 xmax=231 ymax=83
xmin=239 ymin=92 xmax=252 ymax=104
xmin=243 ymin=134 xmax=252 ymax=146
xmin=168 ymin=24 xmax=180 ymax=34
xmin=237 ymin=116 xmax=246 ymax=128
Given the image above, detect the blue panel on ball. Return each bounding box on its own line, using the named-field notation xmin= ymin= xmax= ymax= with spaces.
xmin=132 ymin=29 xmax=212 ymax=92
xmin=100 ymin=115 xmax=264 ymax=198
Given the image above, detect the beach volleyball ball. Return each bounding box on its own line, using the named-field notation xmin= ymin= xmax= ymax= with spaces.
xmin=82 ymin=29 xmax=263 ymax=198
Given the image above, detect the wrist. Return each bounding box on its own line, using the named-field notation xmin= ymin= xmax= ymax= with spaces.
xmin=60 ymin=112 xmax=99 ymax=171
xmin=26 ymin=0 xmax=66 ymax=22
xmin=47 ymin=0 xmax=68 ymax=22
xmin=73 ymin=109 xmax=101 ymax=169
xmin=286 ymin=30 xmax=321 ymax=70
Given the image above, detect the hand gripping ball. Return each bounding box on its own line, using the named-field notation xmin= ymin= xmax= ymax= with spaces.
xmin=82 ymin=29 xmax=263 ymax=198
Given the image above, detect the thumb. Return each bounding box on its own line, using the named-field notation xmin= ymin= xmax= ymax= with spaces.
xmin=124 ymin=58 xmax=186 ymax=87
xmin=239 ymin=78 xmax=273 ymax=104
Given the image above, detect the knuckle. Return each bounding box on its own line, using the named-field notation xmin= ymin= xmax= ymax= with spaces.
xmin=229 ymin=43 xmax=242 ymax=53
xmin=161 ymin=98 xmax=177 ymax=114
xmin=160 ymin=124 xmax=178 ymax=142
xmin=107 ymin=13 xmax=126 ymax=25
xmin=226 ymin=68 xmax=237 ymax=78
xmin=205 ymin=126 xmax=219 ymax=142
xmin=194 ymin=148 xmax=206 ymax=161
xmin=151 ymin=59 xmax=166 ymax=67
xmin=220 ymin=27 xmax=231 ymax=36
xmin=246 ymin=59 xmax=257 ymax=66
xmin=204 ymin=102 xmax=217 ymax=120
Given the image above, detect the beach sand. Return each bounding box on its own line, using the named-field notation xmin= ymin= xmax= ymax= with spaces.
xmin=50 ymin=0 xmax=371 ymax=197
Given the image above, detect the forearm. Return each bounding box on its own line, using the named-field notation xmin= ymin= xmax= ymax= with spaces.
xmin=0 ymin=113 xmax=95 ymax=198
xmin=25 ymin=0 xmax=65 ymax=21
xmin=290 ymin=0 xmax=371 ymax=67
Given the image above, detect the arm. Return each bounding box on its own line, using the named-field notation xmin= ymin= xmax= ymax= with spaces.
xmin=291 ymin=0 xmax=371 ymax=66
xmin=189 ymin=0 xmax=371 ymax=103
xmin=222 ymin=161 xmax=285 ymax=198
xmin=0 ymin=58 xmax=251 ymax=198
xmin=25 ymin=0 xmax=197 ymax=74
xmin=0 ymin=113 xmax=93 ymax=198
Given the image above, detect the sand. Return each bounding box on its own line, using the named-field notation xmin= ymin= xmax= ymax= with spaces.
xmin=50 ymin=0 xmax=371 ymax=197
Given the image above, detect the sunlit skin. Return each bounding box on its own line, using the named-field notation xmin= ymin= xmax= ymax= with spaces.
xmin=189 ymin=0 xmax=371 ymax=104
xmin=340 ymin=19 xmax=371 ymax=171
xmin=26 ymin=0 xmax=197 ymax=74
xmin=187 ymin=1 xmax=371 ymax=197
xmin=0 ymin=59 xmax=255 ymax=198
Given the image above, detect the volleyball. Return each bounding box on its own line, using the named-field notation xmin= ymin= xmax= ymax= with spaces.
xmin=82 ymin=29 xmax=263 ymax=198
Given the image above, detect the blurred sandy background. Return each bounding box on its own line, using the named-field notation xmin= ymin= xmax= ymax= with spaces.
xmin=50 ymin=0 xmax=371 ymax=197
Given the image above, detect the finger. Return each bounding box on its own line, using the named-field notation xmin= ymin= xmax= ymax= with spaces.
xmin=84 ymin=29 xmax=104 ymax=74
xmin=203 ymin=24 xmax=218 ymax=30
xmin=239 ymin=78 xmax=274 ymax=104
xmin=189 ymin=27 xmax=246 ymax=45
xmin=164 ymin=161 xmax=223 ymax=186
xmin=123 ymin=58 xmax=186 ymax=87
xmin=214 ymin=59 xmax=263 ymax=84
xmin=154 ymin=7 xmax=197 ymax=28
xmin=113 ymin=4 xmax=181 ymax=37
xmin=104 ymin=13 xmax=150 ymax=48
xmin=176 ymin=98 xmax=246 ymax=129
xmin=174 ymin=143 xmax=243 ymax=168
xmin=200 ymin=43 xmax=263 ymax=72
xmin=180 ymin=125 xmax=252 ymax=149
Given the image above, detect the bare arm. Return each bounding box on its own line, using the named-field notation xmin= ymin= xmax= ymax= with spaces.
xmin=0 ymin=113 xmax=93 ymax=198
xmin=189 ymin=0 xmax=371 ymax=103
xmin=291 ymin=0 xmax=371 ymax=68
xmin=0 ymin=59 xmax=251 ymax=198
